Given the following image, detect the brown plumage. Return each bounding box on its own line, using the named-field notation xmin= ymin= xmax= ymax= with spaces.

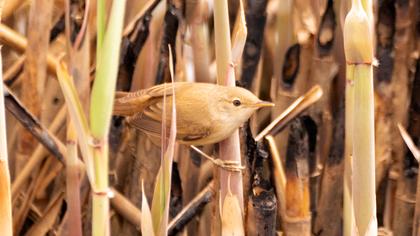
xmin=113 ymin=82 xmax=274 ymax=145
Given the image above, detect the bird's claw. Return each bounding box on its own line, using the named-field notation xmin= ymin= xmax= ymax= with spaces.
xmin=212 ymin=159 xmax=245 ymax=172
xmin=190 ymin=145 xmax=244 ymax=172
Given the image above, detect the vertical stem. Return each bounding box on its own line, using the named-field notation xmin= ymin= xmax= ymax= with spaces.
xmin=65 ymin=122 xmax=83 ymax=236
xmin=0 ymin=48 xmax=13 ymax=236
xmin=352 ymin=65 xmax=376 ymax=235
xmin=213 ymin=0 xmax=245 ymax=234
xmin=92 ymin=144 xmax=109 ymax=236
xmin=213 ymin=0 xmax=235 ymax=86
xmin=343 ymin=64 xmax=355 ymax=236
xmin=96 ymin=0 xmax=106 ymax=57
xmin=343 ymin=0 xmax=376 ymax=234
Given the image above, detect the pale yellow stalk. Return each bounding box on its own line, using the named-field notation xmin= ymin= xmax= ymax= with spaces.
xmin=0 ymin=1 xmax=13 ymax=233
xmin=343 ymin=65 xmax=355 ymax=236
xmin=0 ymin=45 xmax=13 ymax=236
xmin=343 ymin=0 xmax=377 ymax=235
xmin=213 ymin=0 xmax=245 ymax=234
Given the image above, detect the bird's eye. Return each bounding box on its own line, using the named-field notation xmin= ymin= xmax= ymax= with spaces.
xmin=232 ymin=98 xmax=241 ymax=106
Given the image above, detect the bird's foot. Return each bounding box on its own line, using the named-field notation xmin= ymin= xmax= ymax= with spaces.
xmin=190 ymin=145 xmax=245 ymax=172
xmin=211 ymin=159 xmax=245 ymax=172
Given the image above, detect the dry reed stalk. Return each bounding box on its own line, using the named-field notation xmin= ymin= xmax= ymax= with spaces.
xmin=3 ymin=55 xmax=25 ymax=83
xmin=131 ymin=1 xmax=165 ymax=90
xmin=65 ymin=121 xmax=83 ymax=236
xmin=168 ymin=181 xmax=215 ymax=235
xmin=343 ymin=51 xmax=355 ymax=236
xmin=283 ymin=118 xmax=310 ymax=236
xmin=2 ymin=0 xmax=25 ymax=20
xmin=185 ymin=0 xmax=211 ymax=83
xmin=266 ymin=135 xmax=286 ymax=220
xmin=13 ymin=149 xmax=56 ymax=234
xmin=0 ymin=23 xmax=58 ymax=74
xmin=390 ymin=1 xmax=417 ymax=234
xmin=255 ymin=85 xmax=323 ymax=141
xmin=307 ymin=1 xmax=339 ymax=221
xmin=271 ymin=0 xmax=292 ymax=100
xmin=24 ymin=192 xmax=64 ymax=236
xmin=155 ymin=2 xmax=180 ymax=84
xmin=110 ymin=187 xmax=141 ymax=229
xmin=17 ymin=0 xmax=53 ymax=177
xmin=313 ymin=101 xmax=345 ymax=236
xmin=0 ymin=3 xmax=13 ymax=233
xmin=373 ymin=0 xmax=394 ymax=191
xmin=245 ymin=141 xmax=277 ymax=236
xmin=213 ymin=0 xmax=245 ymax=234
xmin=271 ymin=39 xmax=313 ymax=164
xmin=240 ymin=0 xmax=268 ymax=89
xmin=398 ymin=60 xmax=420 ymax=235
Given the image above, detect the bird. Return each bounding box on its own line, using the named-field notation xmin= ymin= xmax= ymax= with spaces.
xmin=113 ymin=82 xmax=274 ymax=146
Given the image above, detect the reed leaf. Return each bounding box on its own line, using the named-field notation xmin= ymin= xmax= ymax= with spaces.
xmin=151 ymin=46 xmax=177 ymax=236
xmin=90 ymin=0 xmax=126 ymax=138
xmin=56 ymin=61 xmax=95 ymax=184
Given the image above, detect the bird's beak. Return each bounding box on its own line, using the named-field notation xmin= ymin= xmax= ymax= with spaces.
xmin=252 ymin=100 xmax=275 ymax=108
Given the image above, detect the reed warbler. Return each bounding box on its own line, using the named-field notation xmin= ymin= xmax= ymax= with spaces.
xmin=113 ymin=82 xmax=274 ymax=145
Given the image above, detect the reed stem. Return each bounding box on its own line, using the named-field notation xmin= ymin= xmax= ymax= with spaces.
xmin=343 ymin=0 xmax=377 ymax=234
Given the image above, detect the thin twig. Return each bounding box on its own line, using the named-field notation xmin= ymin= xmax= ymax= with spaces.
xmin=168 ymin=181 xmax=215 ymax=235
xmin=397 ymin=123 xmax=420 ymax=162
xmin=255 ymin=85 xmax=323 ymax=141
xmin=3 ymin=55 xmax=25 ymax=84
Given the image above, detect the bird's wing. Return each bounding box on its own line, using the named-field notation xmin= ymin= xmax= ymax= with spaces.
xmin=127 ymin=103 xmax=212 ymax=144
xmin=127 ymin=113 xmax=162 ymax=137
xmin=113 ymin=83 xmax=180 ymax=116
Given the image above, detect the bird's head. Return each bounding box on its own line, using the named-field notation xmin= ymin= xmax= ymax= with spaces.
xmin=216 ymin=86 xmax=274 ymax=126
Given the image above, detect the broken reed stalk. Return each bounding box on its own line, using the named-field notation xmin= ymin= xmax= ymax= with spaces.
xmin=265 ymin=135 xmax=286 ymax=218
xmin=313 ymin=102 xmax=345 ymax=236
xmin=283 ymin=118 xmax=310 ymax=236
xmin=343 ymin=0 xmax=377 ymax=235
xmin=0 ymin=20 xmax=13 ymax=236
xmin=255 ymin=85 xmax=323 ymax=141
xmin=65 ymin=121 xmax=82 ymax=236
xmin=213 ymin=0 xmax=244 ymax=234
xmin=245 ymin=142 xmax=277 ymax=235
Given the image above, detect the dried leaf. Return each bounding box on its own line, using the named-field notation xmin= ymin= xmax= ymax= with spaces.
xmin=151 ymin=46 xmax=177 ymax=236
xmin=141 ymin=181 xmax=155 ymax=236
xmin=231 ymin=0 xmax=247 ymax=65
xmin=221 ymin=190 xmax=245 ymax=236
xmin=56 ymin=61 xmax=95 ymax=185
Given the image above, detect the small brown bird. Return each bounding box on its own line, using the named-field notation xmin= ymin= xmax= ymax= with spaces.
xmin=113 ymin=82 xmax=274 ymax=145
